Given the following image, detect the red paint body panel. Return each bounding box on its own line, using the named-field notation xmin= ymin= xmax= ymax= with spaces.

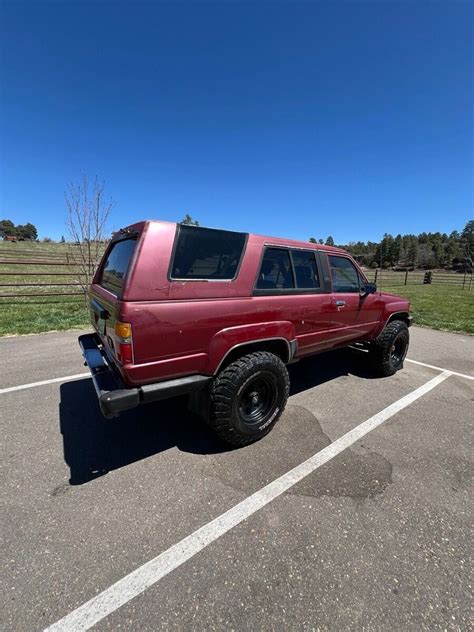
xmin=89 ymin=220 xmax=411 ymax=387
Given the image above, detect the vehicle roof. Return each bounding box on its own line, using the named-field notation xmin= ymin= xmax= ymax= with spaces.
xmin=123 ymin=220 xmax=348 ymax=255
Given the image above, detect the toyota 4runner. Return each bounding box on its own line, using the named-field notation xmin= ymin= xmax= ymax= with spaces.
xmin=79 ymin=221 xmax=412 ymax=446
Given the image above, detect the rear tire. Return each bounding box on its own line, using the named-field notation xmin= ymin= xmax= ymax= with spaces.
xmin=369 ymin=320 xmax=409 ymax=377
xmin=209 ymin=351 xmax=290 ymax=447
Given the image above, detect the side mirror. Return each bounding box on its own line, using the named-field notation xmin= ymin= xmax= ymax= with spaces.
xmin=360 ymin=282 xmax=377 ymax=296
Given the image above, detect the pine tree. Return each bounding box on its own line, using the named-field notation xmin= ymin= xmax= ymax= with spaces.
xmin=180 ymin=214 xmax=200 ymax=226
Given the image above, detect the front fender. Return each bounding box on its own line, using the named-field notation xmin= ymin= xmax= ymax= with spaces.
xmin=372 ymin=298 xmax=411 ymax=337
xmin=206 ymin=321 xmax=296 ymax=374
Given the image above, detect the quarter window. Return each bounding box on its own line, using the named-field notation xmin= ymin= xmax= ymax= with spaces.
xmin=328 ymin=255 xmax=361 ymax=293
xmin=170 ymin=225 xmax=247 ymax=280
xmin=291 ymin=250 xmax=320 ymax=289
xmin=256 ymin=248 xmax=294 ymax=289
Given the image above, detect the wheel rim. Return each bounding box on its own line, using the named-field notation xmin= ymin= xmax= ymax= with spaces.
xmin=237 ymin=372 xmax=278 ymax=428
xmin=390 ymin=334 xmax=407 ymax=365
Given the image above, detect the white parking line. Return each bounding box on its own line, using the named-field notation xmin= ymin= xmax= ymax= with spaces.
xmin=405 ymin=358 xmax=473 ymax=381
xmin=0 ymin=373 xmax=90 ymax=395
xmin=43 ymin=370 xmax=451 ymax=632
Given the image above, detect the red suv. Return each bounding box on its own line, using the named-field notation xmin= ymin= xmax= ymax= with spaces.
xmin=80 ymin=221 xmax=412 ymax=446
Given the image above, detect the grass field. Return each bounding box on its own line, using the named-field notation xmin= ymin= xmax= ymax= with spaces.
xmin=0 ymin=241 xmax=67 ymax=254
xmin=0 ymin=242 xmax=472 ymax=336
xmin=0 ymin=242 xmax=90 ymax=336
xmin=384 ymin=285 xmax=473 ymax=334
xmin=0 ymin=297 xmax=90 ymax=336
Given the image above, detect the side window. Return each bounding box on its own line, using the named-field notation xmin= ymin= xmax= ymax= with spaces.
xmin=256 ymin=248 xmax=294 ymax=290
xmin=291 ymin=250 xmax=320 ymax=289
xmin=170 ymin=225 xmax=247 ymax=280
xmin=328 ymin=255 xmax=361 ymax=293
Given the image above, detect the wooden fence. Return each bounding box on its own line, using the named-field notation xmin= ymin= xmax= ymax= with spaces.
xmin=365 ymin=269 xmax=472 ymax=290
xmin=0 ymin=256 xmax=98 ymax=299
xmin=0 ymin=257 xmax=471 ymax=300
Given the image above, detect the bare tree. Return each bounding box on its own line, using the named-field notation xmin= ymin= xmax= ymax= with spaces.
xmin=65 ymin=175 xmax=114 ymax=296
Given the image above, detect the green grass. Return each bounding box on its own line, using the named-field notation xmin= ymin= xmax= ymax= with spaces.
xmin=384 ymin=285 xmax=474 ymax=334
xmin=0 ymin=241 xmax=69 ymax=252
xmin=0 ymin=296 xmax=90 ymax=336
xmin=0 ymin=241 xmax=90 ymax=335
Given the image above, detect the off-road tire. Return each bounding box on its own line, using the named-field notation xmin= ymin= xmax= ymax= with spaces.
xmin=209 ymin=351 xmax=290 ymax=447
xmin=370 ymin=320 xmax=409 ymax=377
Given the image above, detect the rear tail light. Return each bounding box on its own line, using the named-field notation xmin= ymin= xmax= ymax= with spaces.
xmin=115 ymin=321 xmax=133 ymax=364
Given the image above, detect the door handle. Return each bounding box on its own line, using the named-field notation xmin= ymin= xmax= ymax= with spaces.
xmin=335 ymin=300 xmax=346 ymax=307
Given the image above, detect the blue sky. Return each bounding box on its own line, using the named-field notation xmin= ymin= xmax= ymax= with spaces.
xmin=1 ymin=1 xmax=472 ymax=242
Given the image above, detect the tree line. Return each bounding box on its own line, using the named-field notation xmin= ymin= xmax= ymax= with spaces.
xmin=311 ymin=220 xmax=473 ymax=271
xmin=0 ymin=219 xmax=38 ymax=241
xmin=3 ymin=204 xmax=472 ymax=273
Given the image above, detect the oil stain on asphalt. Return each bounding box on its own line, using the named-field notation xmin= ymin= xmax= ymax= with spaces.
xmin=197 ymin=405 xmax=393 ymax=501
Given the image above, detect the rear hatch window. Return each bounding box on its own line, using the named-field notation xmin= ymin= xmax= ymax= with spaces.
xmin=99 ymin=238 xmax=137 ymax=294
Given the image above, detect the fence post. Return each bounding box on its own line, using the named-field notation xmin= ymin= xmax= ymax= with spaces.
xmin=469 ymin=274 xmax=472 ymax=291
xmin=405 ymin=270 xmax=408 ymax=285
xmin=462 ymin=272 xmax=466 ymax=290
xmin=374 ymin=268 xmax=378 ymax=285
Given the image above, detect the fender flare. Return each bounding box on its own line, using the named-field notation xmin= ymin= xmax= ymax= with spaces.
xmin=207 ymin=321 xmax=296 ymax=374
xmin=373 ymin=308 xmax=412 ymax=338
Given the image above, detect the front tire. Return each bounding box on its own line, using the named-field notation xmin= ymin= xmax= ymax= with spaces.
xmin=370 ymin=320 xmax=409 ymax=377
xmin=209 ymin=351 xmax=290 ymax=447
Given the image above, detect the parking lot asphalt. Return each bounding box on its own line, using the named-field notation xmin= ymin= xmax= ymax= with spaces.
xmin=1 ymin=326 xmax=472 ymax=631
